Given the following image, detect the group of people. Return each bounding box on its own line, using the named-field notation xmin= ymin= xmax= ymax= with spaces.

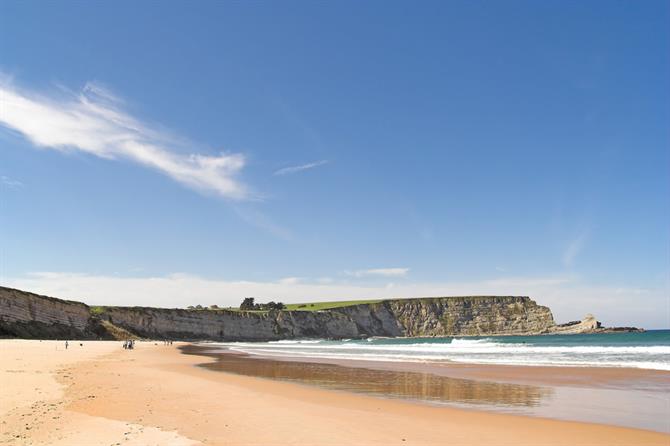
xmin=62 ymin=339 xmax=177 ymax=350
xmin=63 ymin=339 xmax=177 ymax=351
xmin=123 ymin=339 xmax=177 ymax=349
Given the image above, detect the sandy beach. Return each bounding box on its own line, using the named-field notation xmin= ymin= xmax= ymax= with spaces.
xmin=1 ymin=339 xmax=669 ymax=446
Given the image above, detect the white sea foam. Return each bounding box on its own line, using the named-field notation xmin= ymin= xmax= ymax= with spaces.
xmin=212 ymin=336 xmax=670 ymax=371
xmin=224 ymin=341 xmax=670 ymax=355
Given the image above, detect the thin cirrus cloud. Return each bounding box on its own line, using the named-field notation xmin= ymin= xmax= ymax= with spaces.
xmin=274 ymin=159 xmax=329 ymax=176
xmin=0 ymin=78 xmax=249 ymax=200
xmin=562 ymin=230 xmax=589 ymax=267
xmin=1 ymin=175 xmax=23 ymax=188
xmin=345 ymin=268 xmax=410 ymax=278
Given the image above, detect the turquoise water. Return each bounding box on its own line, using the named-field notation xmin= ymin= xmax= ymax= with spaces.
xmin=220 ymin=330 xmax=670 ymax=370
xmin=367 ymin=329 xmax=670 ymax=347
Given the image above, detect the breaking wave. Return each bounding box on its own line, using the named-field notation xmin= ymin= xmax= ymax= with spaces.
xmin=213 ymin=331 xmax=670 ymax=371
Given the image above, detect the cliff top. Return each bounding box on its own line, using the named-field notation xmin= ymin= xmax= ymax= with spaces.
xmin=94 ymin=296 xmax=535 ymax=314
xmin=1 ymin=286 xmax=534 ymax=314
xmin=284 ymin=296 xmax=533 ymax=312
xmin=0 ymin=286 xmax=88 ymax=308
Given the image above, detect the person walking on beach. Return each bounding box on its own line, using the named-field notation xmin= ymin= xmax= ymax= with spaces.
xmin=65 ymin=340 xmax=68 ymax=350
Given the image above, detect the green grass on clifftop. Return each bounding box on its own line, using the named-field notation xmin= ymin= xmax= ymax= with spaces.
xmin=89 ymin=306 xmax=106 ymax=315
xmin=283 ymin=299 xmax=384 ymax=311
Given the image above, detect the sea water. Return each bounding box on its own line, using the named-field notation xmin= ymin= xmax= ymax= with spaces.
xmin=220 ymin=330 xmax=670 ymax=370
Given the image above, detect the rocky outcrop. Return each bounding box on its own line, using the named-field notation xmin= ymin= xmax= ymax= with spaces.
xmin=549 ymin=314 xmax=644 ymax=334
xmin=549 ymin=314 xmax=600 ymax=334
xmin=0 ymin=286 xmax=640 ymax=340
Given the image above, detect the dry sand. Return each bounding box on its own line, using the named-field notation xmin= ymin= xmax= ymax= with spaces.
xmin=1 ymin=339 xmax=669 ymax=446
xmin=0 ymin=340 xmax=195 ymax=445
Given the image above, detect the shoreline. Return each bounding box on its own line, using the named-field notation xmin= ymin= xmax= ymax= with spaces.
xmin=185 ymin=344 xmax=670 ymax=433
xmin=2 ymin=339 xmax=669 ymax=445
xmin=188 ymin=349 xmax=670 ymax=390
xmin=196 ymin=343 xmax=670 ymax=389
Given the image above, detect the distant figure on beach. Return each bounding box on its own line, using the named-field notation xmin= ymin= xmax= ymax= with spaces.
xmin=65 ymin=341 xmax=68 ymax=349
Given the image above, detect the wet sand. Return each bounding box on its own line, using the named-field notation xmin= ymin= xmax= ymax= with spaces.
xmin=198 ymin=345 xmax=670 ymax=389
xmin=2 ymin=339 xmax=669 ymax=446
xmin=185 ymin=346 xmax=554 ymax=408
xmin=186 ymin=345 xmax=670 ymax=433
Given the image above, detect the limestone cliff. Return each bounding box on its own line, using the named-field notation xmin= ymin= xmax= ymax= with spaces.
xmin=99 ymin=306 xmax=359 ymax=341
xmin=0 ymin=286 xmax=633 ymax=341
xmin=0 ymin=287 xmax=104 ymax=339
xmin=334 ymin=296 xmax=556 ymax=337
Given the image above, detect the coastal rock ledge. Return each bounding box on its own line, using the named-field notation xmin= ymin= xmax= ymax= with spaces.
xmin=0 ymin=286 xmax=641 ymax=341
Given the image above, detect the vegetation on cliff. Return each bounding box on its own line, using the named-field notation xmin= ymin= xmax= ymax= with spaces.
xmin=284 ymin=299 xmax=384 ymax=311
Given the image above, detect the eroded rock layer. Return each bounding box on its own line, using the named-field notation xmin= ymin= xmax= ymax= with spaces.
xmin=0 ymin=287 xmax=103 ymax=338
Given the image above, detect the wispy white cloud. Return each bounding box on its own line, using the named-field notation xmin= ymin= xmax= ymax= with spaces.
xmin=345 ymin=268 xmax=410 ymax=278
xmin=274 ymin=160 xmax=329 ymax=176
xmin=233 ymin=206 xmax=293 ymax=241
xmin=0 ymin=78 xmax=249 ymax=199
xmin=1 ymin=175 xmax=23 ymax=188
xmin=5 ymin=272 xmax=667 ymax=328
xmin=562 ymin=231 xmax=589 ymax=267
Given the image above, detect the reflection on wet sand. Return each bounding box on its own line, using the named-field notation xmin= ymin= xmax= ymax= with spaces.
xmin=182 ymin=345 xmax=552 ymax=409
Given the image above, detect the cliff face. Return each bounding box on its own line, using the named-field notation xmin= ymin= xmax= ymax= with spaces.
xmin=0 ymin=286 xmax=580 ymax=341
xmin=101 ymin=306 xmax=359 ymax=341
xmin=0 ymin=287 xmax=103 ymax=339
xmin=335 ymin=296 xmax=555 ymax=337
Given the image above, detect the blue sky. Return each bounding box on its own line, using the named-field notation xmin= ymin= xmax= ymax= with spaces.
xmin=1 ymin=1 xmax=668 ymax=327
